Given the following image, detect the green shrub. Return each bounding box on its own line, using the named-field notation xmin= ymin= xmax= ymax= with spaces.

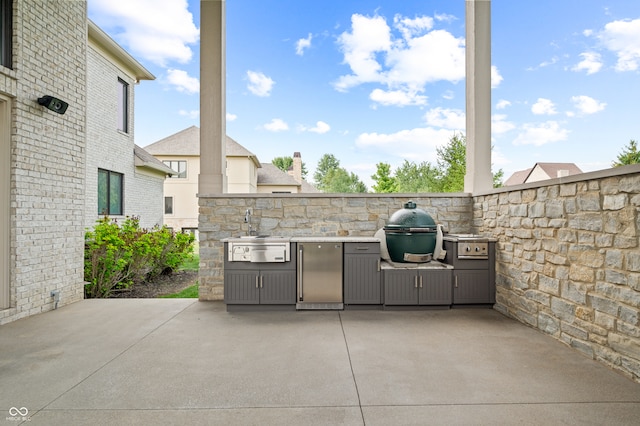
xmin=84 ymin=216 xmax=195 ymax=298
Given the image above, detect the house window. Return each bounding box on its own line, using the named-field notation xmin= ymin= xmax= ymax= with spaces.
xmin=98 ymin=169 xmax=123 ymax=215
xmin=164 ymin=196 xmax=173 ymax=215
xmin=0 ymin=0 xmax=12 ymax=69
xmin=163 ymin=160 xmax=187 ymax=178
xmin=117 ymin=78 xmax=129 ymax=133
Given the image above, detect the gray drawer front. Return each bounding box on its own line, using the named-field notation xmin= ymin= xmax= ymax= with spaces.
xmin=344 ymin=242 xmax=380 ymax=255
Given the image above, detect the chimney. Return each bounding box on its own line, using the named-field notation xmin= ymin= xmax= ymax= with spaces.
xmin=292 ymin=152 xmax=302 ymax=184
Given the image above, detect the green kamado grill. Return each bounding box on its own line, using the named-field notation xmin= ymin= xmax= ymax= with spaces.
xmin=384 ymin=201 xmax=437 ymax=263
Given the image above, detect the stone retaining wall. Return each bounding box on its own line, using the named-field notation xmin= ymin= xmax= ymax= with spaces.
xmin=474 ymin=165 xmax=640 ymax=382
xmin=198 ymin=194 xmax=473 ymax=300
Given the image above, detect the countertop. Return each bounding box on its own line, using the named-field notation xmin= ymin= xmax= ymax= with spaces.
xmin=291 ymin=236 xmax=379 ymax=243
xmin=381 ymin=260 xmax=453 ymax=270
xmin=222 ymin=236 xmax=380 ymax=243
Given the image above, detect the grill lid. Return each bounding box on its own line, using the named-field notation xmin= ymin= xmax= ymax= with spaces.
xmin=384 ymin=201 xmax=436 ymax=233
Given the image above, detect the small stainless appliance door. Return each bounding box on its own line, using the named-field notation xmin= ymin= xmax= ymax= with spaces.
xmin=298 ymin=243 xmax=343 ymax=304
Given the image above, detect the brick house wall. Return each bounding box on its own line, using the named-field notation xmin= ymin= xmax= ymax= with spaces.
xmin=86 ymin=23 xmax=164 ymax=230
xmin=0 ymin=1 xmax=87 ymax=324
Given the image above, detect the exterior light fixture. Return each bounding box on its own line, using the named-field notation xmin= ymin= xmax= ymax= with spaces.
xmin=37 ymin=95 xmax=68 ymax=115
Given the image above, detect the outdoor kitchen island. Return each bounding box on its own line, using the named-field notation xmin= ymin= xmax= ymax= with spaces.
xmin=223 ymin=235 xmax=495 ymax=311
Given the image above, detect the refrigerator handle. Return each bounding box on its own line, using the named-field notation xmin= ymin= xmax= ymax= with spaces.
xmin=298 ymin=247 xmax=303 ymax=301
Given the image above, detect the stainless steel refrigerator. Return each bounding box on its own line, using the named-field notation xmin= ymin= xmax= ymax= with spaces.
xmin=297 ymin=242 xmax=343 ymax=309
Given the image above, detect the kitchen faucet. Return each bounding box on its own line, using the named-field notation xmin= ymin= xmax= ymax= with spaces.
xmin=244 ymin=209 xmax=254 ymax=235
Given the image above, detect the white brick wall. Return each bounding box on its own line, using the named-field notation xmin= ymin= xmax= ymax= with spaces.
xmin=0 ymin=1 xmax=87 ymax=324
xmin=86 ymin=38 xmax=165 ymax=231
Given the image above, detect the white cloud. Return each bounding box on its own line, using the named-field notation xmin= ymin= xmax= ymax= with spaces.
xmin=424 ymin=107 xmax=465 ymax=130
xmin=89 ymin=0 xmax=199 ymax=66
xmin=178 ymin=109 xmax=199 ymax=119
xmin=571 ymin=95 xmax=606 ymax=115
xmin=247 ymin=71 xmax=275 ymax=97
xmin=264 ymin=118 xmax=289 ymax=132
xmin=334 ymin=13 xmax=465 ymax=102
xmin=356 ymin=127 xmax=453 ymax=161
xmin=166 ymin=69 xmax=199 ymax=94
xmin=226 ymin=113 xmax=238 ymax=122
xmin=496 ymin=99 xmax=511 ymax=110
xmin=512 ymin=121 xmax=569 ymax=146
xmin=393 ymin=14 xmax=434 ymax=39
xmin=334 ymin=14 xmax=392 ymax=91
xmin=572 ymin=52 xmax=603 ymax=74
xmin=300 ymin=121 xmax=331 ymax=134
xmin=369 ymin=88 xmax=427 ymax=106
xmin=491 ymin=65 xmax=503 ymax=88
xmin=531 ymin=98 xmax=557 ymax=115
xmin=296 ymin=33 xmax=313 ymax=56
xmin=598 ymin=18 xmax=640 ymax=71
xmin=492 ymin=114 xmax=516 ymax=135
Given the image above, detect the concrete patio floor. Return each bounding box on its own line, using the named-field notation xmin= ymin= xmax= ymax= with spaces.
xmin=1 ymin=300 xmax=639 ymax=425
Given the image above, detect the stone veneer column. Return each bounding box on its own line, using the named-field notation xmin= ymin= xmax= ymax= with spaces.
xmin=464 ymin=0 xmax=493 ymax=193
xmin=199 ymin=0 xmax=226 ymax=194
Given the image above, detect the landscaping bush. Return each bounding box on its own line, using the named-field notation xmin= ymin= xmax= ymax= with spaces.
xmin=84 ymin=216 xmax=195 ymax=298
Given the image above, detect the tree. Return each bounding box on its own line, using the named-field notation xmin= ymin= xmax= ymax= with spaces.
xmin=434 ymin=133 xmax=466 ymax=192
xmin=612 ymin=140 xmax=640 ymax=167
xmin=313 ymin=154 xmax=367 ymax=193
xmin=272 ymin=156 xmax=308 ymax=179
xmin=371 ymin=162 xmax=398 ymax=193
xmin=394 ymin=160 xmax=439 ymax=192
xmin=313 ymin=154 xmax=341 ymax=186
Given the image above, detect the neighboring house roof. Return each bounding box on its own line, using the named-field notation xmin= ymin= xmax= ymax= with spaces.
xmin=504 ymin=168 xmax=532 ymax=186
xmin=505 ymin=163 xmax=583 ymax=186
xmin=88 ymin=20 xmax=154 ymax=82
xmin=534 ymin=163 xmax=583 ymax=178
xmin=257 ymin=163 xmax=301 ymax=186
xmin=134 ymin=145 xmax=175 ymax=175
xmin=144 ymin=126 xmax=261 ymax=168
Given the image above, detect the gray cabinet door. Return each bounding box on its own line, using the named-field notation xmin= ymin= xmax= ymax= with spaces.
xmin=344 ymin=254 xmax=381 ymax=304
xmin=260 ymin=270 xmax=296 ymax=304
xmin=224 ymin=270 xmax=260 ymax=304
xmin=383 ymin=269 xmax=418 ymax=305
xmin=418 ymin=270 xmax=452 ymax=305
xmin=453 ymin=270 xmax=490 ymax=304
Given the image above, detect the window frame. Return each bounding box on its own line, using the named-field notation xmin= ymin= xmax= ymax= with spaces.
xmin=0 ymin=0 xmax=12 ymax=69
xmin=98 ymin=169 xmax=124 ymax=216
xmin=164 ymin=196 xmax=174 ymax=215
xmin=163 ymin=160 xmax=187 ymax=179
xmin=117 ymin=78 xmax=129 ymax=133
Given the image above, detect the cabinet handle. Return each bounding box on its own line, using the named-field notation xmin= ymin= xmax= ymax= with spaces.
xmin=420 ymin=275 xmax=423 ymax=288
xmin=298 ymin=248 xmax=304 ymax=302
xmin=256 ymin=275 xmax=259 ymax=289
xmin=377 ymin=258 xmax=381 ymax=272
xmin=260 ymin=275 xmax=264 ymax=288
xmin=355 ymin=246 xmax=369 ymax=251
xmin=414 ymin=276 xmax=418 ymax=288
xmin=455 ymin=276 xmax=458 ymax=288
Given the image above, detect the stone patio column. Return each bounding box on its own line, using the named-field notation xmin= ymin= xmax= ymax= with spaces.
xmin=199 ymin=0 xmax=226 ymax=194
xmin=464 ymin=0 xmax=493 ymax=193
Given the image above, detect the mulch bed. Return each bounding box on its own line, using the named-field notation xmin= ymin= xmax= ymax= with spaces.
xmin=110 ymin=270 xmax=199 ymax=298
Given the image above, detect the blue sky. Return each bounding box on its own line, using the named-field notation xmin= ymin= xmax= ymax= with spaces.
xmin=88 ymin=0 xmax=640 ymax=188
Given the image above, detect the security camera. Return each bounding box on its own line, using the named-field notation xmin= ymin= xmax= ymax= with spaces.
xmin=37 ymin=96 xmax=69 ymax=115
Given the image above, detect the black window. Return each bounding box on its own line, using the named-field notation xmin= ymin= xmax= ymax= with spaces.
xmin=164 ymin=196 xmax=173 ymax=215
xmin=0 ymin=0 xmax=12 ymax=69
xmin=98 ymin=169 xmax=123 ymax=215
xmin=163 ymin=160 xmax=187 ymax=178
xmin=117 ymin=78 xmax=129 ymax=133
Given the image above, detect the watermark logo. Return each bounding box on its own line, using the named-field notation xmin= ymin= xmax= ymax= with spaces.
xmin=6 ymin=407 xmax=30 ymax=422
